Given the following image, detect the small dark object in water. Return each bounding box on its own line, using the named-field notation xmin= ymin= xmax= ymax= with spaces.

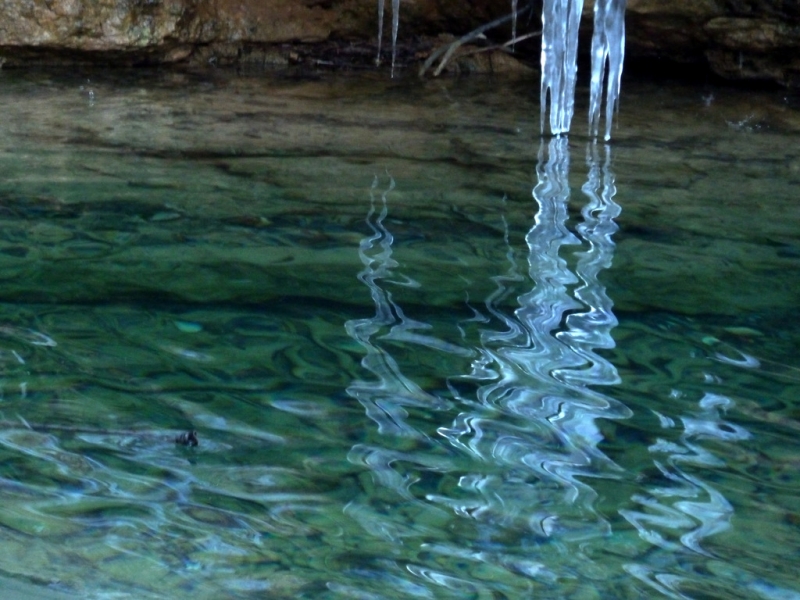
xmin=175 ymin=430 xmax=199 ymax=447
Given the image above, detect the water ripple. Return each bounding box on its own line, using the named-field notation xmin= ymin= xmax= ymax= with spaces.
xmin=346 ymin=142 xmax=633 ymax=586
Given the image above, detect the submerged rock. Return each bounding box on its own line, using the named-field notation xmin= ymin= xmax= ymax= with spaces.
xmin=175 ymin=430 xmax=200 ymax=447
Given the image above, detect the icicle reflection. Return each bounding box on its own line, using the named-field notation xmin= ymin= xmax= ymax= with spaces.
xmin=344 ymin=176 xmax=454 ymax=441
xmin=437 ymin=138 xmax=630 ymax=548
xmin=344 ymin=176 xmax=461 ymax=549
xmin=345 ymin=143 xmax=632 ymax=578
xmin=621 ymin=390 xmax=752 ymax=596
xmin=345 ymin=142 xmax=749 ymax=590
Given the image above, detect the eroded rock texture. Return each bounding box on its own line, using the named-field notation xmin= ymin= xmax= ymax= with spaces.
xmin=0 ymin=0 xmax=799 ymax=85
xmin=625 ymin=0 xmax=800 ymax=85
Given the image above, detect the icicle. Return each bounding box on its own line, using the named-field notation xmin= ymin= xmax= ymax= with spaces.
xmin=511 ymin=0 xmax=518 ymax=50
xmin=589 ymin=0 xmax=626 ymax=141
xmin=540 ymin=0 xmax=584 ymax=136
xmin=391 ymin=0 xmax=400 ymax=76
xmin=376 ymin=0 xmax=385 ymax=65
xmin=377 ymin=0 xmax=400 ymax=74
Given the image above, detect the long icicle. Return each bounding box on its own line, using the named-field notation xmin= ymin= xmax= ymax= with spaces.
xmin=376 ymin=0 xmax=385 ymax=65
xmin=511 ymin=0 xmax=518 ymax=51
xmin=540 ymin=0 xmax=584 ymax=136
xmin=391 ymin=0 xmax=400 ymax=76
xmin=589 ymin=0 xmax=626 ymax=140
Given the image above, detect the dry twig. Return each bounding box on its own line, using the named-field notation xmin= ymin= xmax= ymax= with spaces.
xmin=419 ymin=2 xmax=537 ymax=77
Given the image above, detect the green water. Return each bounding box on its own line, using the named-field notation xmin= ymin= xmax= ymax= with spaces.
xmin=0 ymin=69 xmax=799 ymax=599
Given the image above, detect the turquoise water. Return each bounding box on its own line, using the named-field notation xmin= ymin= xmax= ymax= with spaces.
xmin=0 ymin=69 xmax=799 ymax=599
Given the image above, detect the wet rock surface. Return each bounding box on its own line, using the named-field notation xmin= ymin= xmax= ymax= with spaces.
xmin=624 ymin=0 xmax=800 ymax=85
xmin=1 ymin=0 xmax=799 ymax=85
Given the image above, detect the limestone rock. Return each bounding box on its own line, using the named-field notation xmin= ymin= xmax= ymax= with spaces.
xmin=704 ymin=17 xmax=800 ymax=84
xmin=620 ymin=0 xmax=800 ymax=85
xmin=0 ymin=0 xmax=799 ymax=85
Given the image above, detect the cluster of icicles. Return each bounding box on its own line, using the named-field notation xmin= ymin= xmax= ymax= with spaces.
xmin=377 ymin=0 xmax=626 ymax=141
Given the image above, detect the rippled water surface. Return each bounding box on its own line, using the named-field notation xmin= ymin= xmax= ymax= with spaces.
xmin=0 ymin=69 xmax=799 ymax=599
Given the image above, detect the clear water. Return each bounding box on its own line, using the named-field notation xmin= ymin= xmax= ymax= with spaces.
xmin=0 ymin=69 xmax=799 ymax=600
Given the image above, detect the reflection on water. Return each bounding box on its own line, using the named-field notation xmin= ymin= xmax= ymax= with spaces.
xmin=342 ymin=139 xmax=800 ymax=599
xmin=344 ymin=140 xmax=633 ymax=588
xmin=0 ymin=72 xmax=799 ymax=599
xmin=438 ymin=139 xmax=630 ymax=551
xmin=345 ymin=175 xmax=455 ymax=441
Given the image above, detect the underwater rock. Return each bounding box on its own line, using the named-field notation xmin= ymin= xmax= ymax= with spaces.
xmin=175 ymin=430 xmax=200 ymax=447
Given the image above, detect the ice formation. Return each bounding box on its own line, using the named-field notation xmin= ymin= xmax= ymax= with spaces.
xmin=376 ymin=0 xmax=401 ymax=75
xmin=391 ymin=0 xmax=400 ymax=73
xmin=379 ymin=0 xmax=626 ymax=137
xmin=588 ymin=0 xmax=626 ymax=140
xmin=511 ymin=0 xmax=518 ymax=49
xmin=541 ymin=0 xmax=626 ymax=140
xmin=376 ymin=0 xmax=385 ymax=64
xmin=540 ymin=0 xmax=584 ymax=137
